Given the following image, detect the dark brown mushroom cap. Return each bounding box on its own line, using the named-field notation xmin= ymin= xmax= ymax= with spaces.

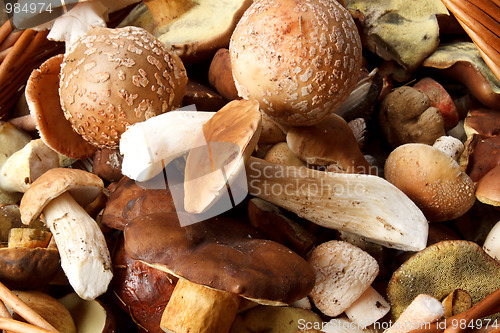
xmin=387 ymin=240 xmax=500 ymax=320
xmin=0 ymin=247 xmax=60 ymax=290
xmin=461 ymin=134 xmax=500 ymax=182
xmin=124 ymin=212 xmax=315 ymax=305
xmin=101 ymin=176 xmax=177 ymax=231
xmin=464 ymin=108 xmax=500 ymax=137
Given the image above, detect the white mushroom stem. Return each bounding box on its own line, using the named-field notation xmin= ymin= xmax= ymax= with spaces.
xmin=120 ymin=110 xmax=215 ymax=182
xmin=42 ymin=192 xmax=113 ymax=300
xmin=483 ymin=220 xmax=500 ymax=261
xmin=246 ymin=157 xmax=428 ymax=251
xmin=385 ymin=294 xmax=444 ymax=333
xmin=432 ymin=136 xmax=464 ymax=161
xmin=160 ymin=278 xmax=239 ymax=333
xmin=344 ymin=286 xmax=391 ymax=328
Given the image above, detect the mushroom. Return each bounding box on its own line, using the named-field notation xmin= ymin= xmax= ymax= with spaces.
xmin=386 ymin=240 xmax=500 ymax=320
xmin=208 ymin=48 xmax=240 ymax=102
xmin=119 ymin=0 xmax=253 ymax=64
xmin=385 ymin=294 xmax=445 ymax=333
xmin=384 ymin=136 xmax=476 ymax=222
xmin=475 ymin=164 xmax=500 ymax=207
xmin=123 ymin=212 xmax=316 ymax=333
xmin=120 ymin=110 xmax=215 ymax=182
xmin=19 ymin=168 xmax=112 ymax=300
xmin=182 ymin=80 xmax=228 ymax=112
xmin=112 ymin=235 xmax=176 ymax=333
xmin=229 ymin=0 xmax=362 ymax=126
xmin=229 ymin=305 xmax=323 ymax=333
xmin=263 ymin=142 xmax=307 ymax=167
xmin=441 ymin=289 xmax=472 ymax=319
xmin=286 ymin=113 xmax=376 ymax=175
xmin=92 ymin=148 xmax=123 ymax=183
xmin=0 ymin=139 xmax=60 ymax=193
xmin=59 ymin=26 xmax=188 ymax=149
xmin=308 ymin=240 xmax=379 ymax=317
xmin=100 ymin=175 xmax=176 ymax=231
xmin=483 ymin=220 xmax=500 ymax=261
xmin=246 ymin=157 xmax=428 ymax=251
xmin=379 ymin=86 xmax=446 ymax=148
xmin=12 ymin=290 xmax=77 ymax=333
xmin=344 ymin=286 xmax=391 ymax=328
xmin=183 ymin=99 xmax=261 ymax=214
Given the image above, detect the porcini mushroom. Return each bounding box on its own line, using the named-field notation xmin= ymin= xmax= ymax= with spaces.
xmin=308 ymin=240 xmax=379 ymax=317
xmin=19 ymin=168 xmax=112 ymax=300
xmin=59 ymin=26 xmax=188 ymax=149
xmin=123 ymin=212 xmax=315 ymax=333
xmin=384 ymin=136 xmax=476 ymax=222
xmin=286 ymin=113 xmax=376 ymax=174
xmin=379 ymin=86 xmax=446 ymax=148
xmin=120 ymin=0 xmax=252 ymax=64
xmin=229 ymin=0 xmax=362 ymax=126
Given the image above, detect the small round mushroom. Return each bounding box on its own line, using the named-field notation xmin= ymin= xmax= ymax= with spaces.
xmin=384 ymin=136 xmax=476 ymax=222
xmin=59 ymin=26 xmax=188 ymax=149
xmin=208 ymin=48 xmax=240 ymax=101
xmin=379 ymin=86 xmax=446 ymax=147
xmin=229 ymin=0 xmax=362 ymax=126
xmin=19 ymin=168 xmax=112 ymax=300
xmin=92 ymin=148 xmax=123 ymax=183
xmin=124 ymin=212 xmax=316 ymax=333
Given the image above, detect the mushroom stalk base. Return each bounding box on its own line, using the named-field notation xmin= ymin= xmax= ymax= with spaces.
xmin=43 ymin=192 xmax=113 ymax=300
xmin=143 ymin=0 xmax=195 ymax=28
xmin=160 ymin=278 xmax=239 ymax=333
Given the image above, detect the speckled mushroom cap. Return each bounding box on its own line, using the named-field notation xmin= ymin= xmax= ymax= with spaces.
xmin=384 ymin=143 xmax=476 ymax=222
xmin=59 ymin=26 xmax=188 ymax=149
xmin=124 ymin=212 xmax=316 ymax=305
xmin=229 ymin=0 xmax=362 ymax=126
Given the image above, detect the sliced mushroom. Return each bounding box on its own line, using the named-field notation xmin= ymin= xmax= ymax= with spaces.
xmin=308 ymin=240 xmax=379 ymax=317
xmin=19 ymin=168 xmax=112 ymax=300
xmin=385 ymin=294 xmax=444 ymax=333
xmin=247 ymin=157 xmax=428 ymax=251
xmin=344 ymin=286 xmax=390 ymax=328
xmin=184 ymin=99 xmax=261 ymax=214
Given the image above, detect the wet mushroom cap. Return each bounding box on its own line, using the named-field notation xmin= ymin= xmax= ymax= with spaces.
xmin=124 ymin=212 xmax=316 ymax=305
xmin=384 ymin=143 xmax=476 ymax=222
xmin=59 ymin=26 xmax=188 ymax=149
xmin=0 ymin=247 xmax=60 ymax=290
xmin=229 ymin=0 xmax=362 ymax=126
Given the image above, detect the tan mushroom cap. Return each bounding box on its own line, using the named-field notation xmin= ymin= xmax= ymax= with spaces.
xmin=59 ymin=26 xmax=188 ymax=149
xmin=287 ymin=113 xmax=375 ymax=174
xmin=0 ymin=247 xmax=60 ymax=290
xmin=20 ymin=168 xmax=104 ymax=225
xmin=475 ymin=164 xmax=500 ymax=207
xmin=384 ymin=143 xmax=476 ymax=222
xmin=184 ymin=99 xmax=261 ymax=214
xmin=26 ymin=54 xmax=97 ymax=159
xmin=229 ymin=0 xmax=362 ymax=126
xmin=387 ymin=240 xmax=500 ymax=320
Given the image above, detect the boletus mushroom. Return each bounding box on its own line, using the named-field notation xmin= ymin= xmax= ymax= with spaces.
xmin=229 ymin=0 xmax=362 ymax=126
xmin=123 ymin=212 xmax=315 ymax=333
xmin=19 ymin=168 xmax=112 ymax=300
xmin=59 ymin=26 xmax=188 ymax=149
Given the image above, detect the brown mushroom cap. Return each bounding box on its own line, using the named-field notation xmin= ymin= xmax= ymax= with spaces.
xmin=461 ymin=134 xmax=500 ymax=182
xmin=475 ymin=164 xmax=500 ymax=207
xmin=19 ymin=168 xmax=104 ymax=225
xmin=59 ymin=26 xmax=188 ymax=149
xmin=384 ymin=143 xmax=476 ymax=222
xmin=463 ymin=108 xmax=500 ymax=138
xmin=0 ymin=247 xmax=60 ymax=290
xmin=25 ymin=54 xmax=97 ymax=159
xmin=387 ymin=240 xmax=500 ymax=320
xmin=229 ymin=0 xmax=362 ymax=126
xmin=124 ymin=212 xmax=315 ymax=305
xmin=100 ymin=176 xmax=176 ymax=231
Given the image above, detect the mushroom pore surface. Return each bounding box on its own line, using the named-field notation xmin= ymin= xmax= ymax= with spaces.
xmin=59 ymin=26 xmax=188 ymax=149
xmin=229 ymin=0 xmax=362 ymax=126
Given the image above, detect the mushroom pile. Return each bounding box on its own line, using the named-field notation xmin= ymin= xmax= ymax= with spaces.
xmin=0 ymin=0 xmax=500 ymax=332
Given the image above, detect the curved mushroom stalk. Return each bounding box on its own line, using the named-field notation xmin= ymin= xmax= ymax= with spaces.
xmin=246 ymin=157 xmax=428 ymax=251
xmin=43 ymin=192 xmax=112 ymax=300
xmin=19 ymin=169 xmax=112 ymax=300
xmin=160 ymin=278 xmax=239 ymax=333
